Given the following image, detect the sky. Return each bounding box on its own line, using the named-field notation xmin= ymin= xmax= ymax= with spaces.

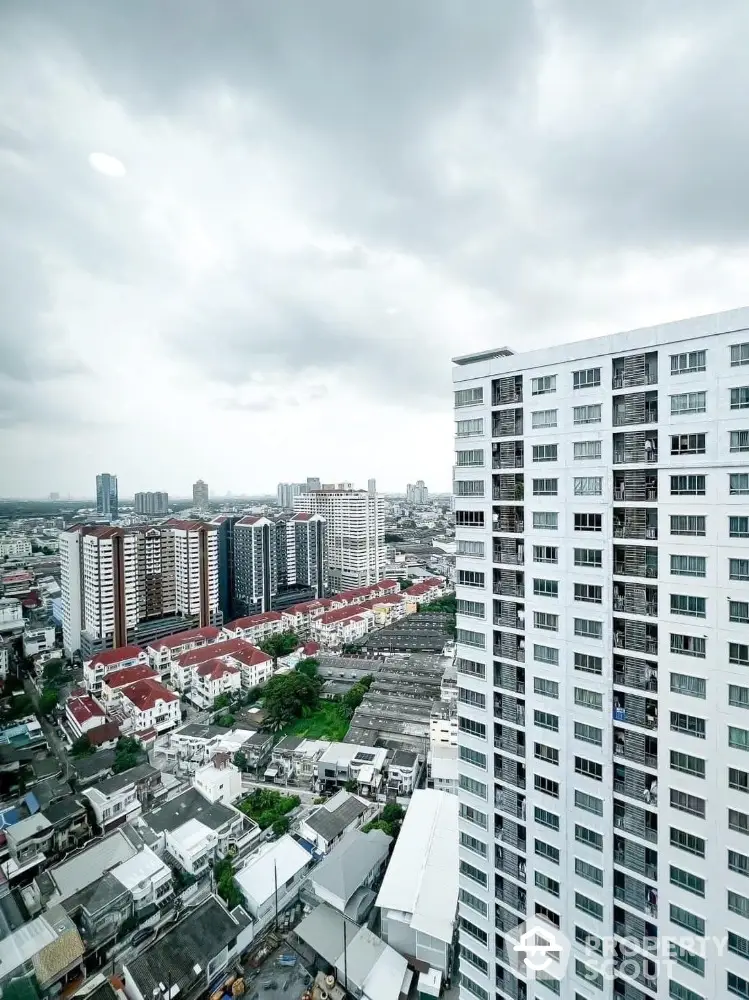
xmin=2 ymin=1 xmax=749 ymax=498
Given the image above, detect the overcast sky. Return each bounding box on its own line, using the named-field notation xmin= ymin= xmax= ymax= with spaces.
xmin=2 ymin=1 xmax=749 ymax=498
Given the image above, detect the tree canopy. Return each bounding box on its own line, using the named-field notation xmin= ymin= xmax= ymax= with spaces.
xmin=112 ymin=736 xmax=146 ymax=774
xmin=71 ymin=736 xmax=94 ymax=758
xmin=260 ymin=631 xmax=300 ymax=663
xmin=295 ymin=657 xmax=319 ymax=679
xmin=262 ymin=670 xmax=320 ymax=730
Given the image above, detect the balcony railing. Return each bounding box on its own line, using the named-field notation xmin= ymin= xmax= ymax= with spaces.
xmin=614 ymin=800 xmax=658 ymax=843
xmin=614 ymin=729 xmax=658 ymax=770
xmin=495 ymin=788 xmax=526 ymax=820
xmin=613 ymin=846 xmax=658 ymax=882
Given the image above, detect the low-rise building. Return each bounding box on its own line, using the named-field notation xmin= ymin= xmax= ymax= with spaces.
xmin=171 ymin=637 xmax=272 ymax=694
xmin=161 ymin=722 xmax=230 ymax=771
xmin=99 ymin=665 xmax=159 ymax=712
xmin=0 ymin=535 xmax=32 ymax=558
xmin=307 ymin=828 xmax=392 ymax=922
xmin=83 ymin=646 xmax=149 ymax=694
xmin=44 ymin=795 xmax=92 ymax=856
xmin=190 ymin=659 xmax=241 ymax=709
xmin=22 ymin=626 xmax=56 ymax=658
xmin=280 ymin=598 xmax=335 ymax=638
xmin=83 ymin=763 xmax=162 ymax=833
xmin=299 ymin=790 xmax=374 ymax=854
xmin=427 ymin=743 xmax=457 ymax=796
xmin=315 ymin=743 xmax=388 ymax=796
xmin=239 ymin=729 xmax=274 ymax=771
xmin=0 ymin=597 xmax=23 ymax=633
xmin=0 ymin=905 xmax=85 ymax=996
xmin=66 ymin=695 xmax=107 ymax=739
xmin=222 ymin=610 xmax=284 ymax=644
xmin=146 ymin=625 xmax=222 ymax=680
xmin=402 ymin=577 xmax=445 ymax=608
xmin=5 ymin=815 xmax=53 ymax=881
xmin=192 ymin=755 xmax=242 ymax=806
xmin=386 ymin=749 xmax=419 ymax=795
xmin=229 ymin=643 xmax=273 ymax=689
xmin=120 ymin=679 xmax=180 ymax=733
xmin=235 ymin=835 xmax=313 ymax=927
xmin=311 ymin=606 xmax=374 ymax=649
xmin=109 ymin=846 xmax=173 ymax=915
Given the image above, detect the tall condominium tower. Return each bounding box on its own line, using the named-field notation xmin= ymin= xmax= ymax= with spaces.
xmin=406 ymin=480 xmax=430 ymax=505
xmin=453 ymin=308 xmax=749 ymax=1000
xmin=134 ymin=491 xmax=169 ymax=516
xmin=294 ymin=485 xmax=384 ymax=590
xmin=192 ymin=480 xmax=209 ymax=509
xmin=96 ymin=472 xmax=118 ymax=520
xmin=277 ymin=482 xmax=305 ymax=508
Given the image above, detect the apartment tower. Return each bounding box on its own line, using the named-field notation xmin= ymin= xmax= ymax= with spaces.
xmin=454 ymin=308 xmax=749 ymax=1000
xmin=96 ymin=472 xmax=118 ymax=520
xmin=134 ymin=491 xmax=169 ymax=516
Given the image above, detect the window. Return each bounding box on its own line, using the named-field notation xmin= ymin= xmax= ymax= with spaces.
xmin=532 ymin=375 xmax=557 ymax=395
xmin=670 ymin=788 xmax=705 ymax=818
xmin=456 ymin=510 xmax=484 ymax=527
xmin=574 ymin=652 xmax=603 ymax=675
xmin=671 ymin=433 xmax=706 ymax=455
xmin=730 ymin=932 xmax=749 ymax=962
xmin=533 ymin=444 xmax=558 ymax=462
xmin=575 ymin=789 xmax=603 ymax=815
xmin=575 ymin=756 xmax=603 ymax=781
xmin=732 ymin=342 xmax=749 ymax=367
xmin=458 ymin=716 xmax=486 ymax=738
xmin=573 ymin=368 xmax=601 ymax=389
xmin=457 ymin=775 xmax=486 ymax=802
xmin=574 ymin=476 xmax=602 ymax=495
xmin=732 ymin=603 xmax=749 ymax=624
xmin=574 ymin=584 xmax=603 ymax=605
xmin=532 ymin=409 xmax=558 ymax=428
xmin=460 ymin=976 xmax=487 ymax=1000
xmin=730 ymin=850 xmax=749 ymax=877
xmin=729 ymin=890 xmax=749 ymax=919
xmin=670 ymin=554 xmax=706 ymax=577
xmin=535 ymin=903 xmax=560 ymax=928
xmin=670 ymin=672 xmax=706 ymax=699
xmin=574 ymin=513 xmax=602 ymax=532
xmin=535 ymin=677 xmax=559 ymax=698
xmin=671 ymin=350 xmax=706 ymax=374
xmin=456 ymin=418 xmax=484 ymax=437
xmin=535 ymin=839 xmax=560 ymax=863
xmin=732 ymin=387 xmax=749 ymax=410
xmin=671 ymin=475 xmax=706 ymax=495
xmin=534 ymin=611 xmax=559 ymax=632
xmin=459 ymin=831 xmax=487 ymax=857
xmin=457 ymin=539 xmax=485 ymax=557
xmin=575 ymin=858 xmax=603 ymax=886
xmin=575 ymin=824 xmax=602 ymax=850
xmin=457 ymin=570 xmax=485 ymax=589
xmin=670 ymin=750 xmax=705 ymax=777
xmin=534 ymin=644 xmax=559 ymax=666
xmin=670 ymin=904 xmax=705 ymax=936
xmin=533 ymin=478 xmax=558 ymax=495
xmin=459 ymin=860 xmax=487 ymax=886
xmin=731 ymin=685 xmax=749 ymax=708
xmin=459 ymin=746 xmax=487 ymax=770
xmin=459 ymin=889 xmax=488 ymax=917
xmin=730 ymin=516 xmax=749 ymax=537
xmin=535 ymin=805 xmax=560 ymax=830
xmin=575 ymin=893 xmax=603 ymax=921
xmin=730 ymin=727 xmax=749 ymax=752
xmin=574 ymin=548 xmax=602 ymax=568
xmin=457 ymin=598 xmax=485 ymax=619
xmin=459 ymin=915 xmax=488 ymax=944
xmin=456 ymin=449 xmax=484 ymax=467
xmin=670 ymin=827 xmax=705 ymax=857
xmin=669 ymin=982 xmax=704 ymax=1000
xmin=457 ymin=657 xmax=485 ymax=679
xmin=731 ymin=644 xmax=749 ymax=667
xmin=731 ymin=431 xmax=749 ymax=453
xmin=459 ymin=803 xmax=487 ymax=829
xmin=574 ymin=618 xmax=603 ymax=639
xmin=671 ymin=391 xmax=707 ymax=415
xmin=533 ymin=578 xmax=559 ymax=598
xmin=537 ymin=973 xmax=561 ymax=996
xmin=574 ymin=688 xmax=602 ymax=710
xmin=670 ymin=712 xmax=706 ymax=739
xmin=533 ymin=511 xmax=559 ymax=530
xmin=534 ymin=710 xmax=559 ymax=732
xmin=534 ymin=776 xmax=560 ymax=799
xmin=670 ymin=515 xmax=705 ymax=536
xmin=670 ymin=943 xmax=705 ymax=977
xmin=455 ymin=480 xmax=484 ymax=497
xmin=670 ymin=594 xmax=706 ymax=618
xmin=455 ymin=387 xmax=483 ymax=407
xmin=533 ymin=545 xmax=558 ymax=563
xmin=535 ymin=871 xmax=560 ymax=897
xmin=574 ymin=721 xmax=603 ymax=746
xmin=730 ymin=809 xmax=749 ymax=835
xmin=575 ymin=959 xmax=603 ymax=991
xmin=573 ymin=404 xmax=602 ymax=425
xmin=730 ymin=768 xmax=749 ymax=793
xmin=574 ymin=927 xmax=603 ymax=954
xmin=729 ymin=974 xmax=749 ymax=1000
xmin=574 ymin=441 xmax=602 ymax=461
xmin=457 ymin=628 xmax=485 ymax=649
xmin=731 ymin=559 xmax=749 ymax=581
xmin=731 ymin=474 xmax=749 ymax=495
xmin=535 ymin=743 xmax=559 ymax=765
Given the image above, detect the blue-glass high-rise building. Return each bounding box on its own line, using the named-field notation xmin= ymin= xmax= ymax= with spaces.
xmin=95 ymin=472 xmax=118 ymax=520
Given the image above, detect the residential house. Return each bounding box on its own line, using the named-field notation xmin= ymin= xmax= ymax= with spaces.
xmin=238 ymin=730 xmax=273 ymax=772
xmin=22 ymin=626 xmax=56 ymax=658
xmin=235 ymin=835 xmax=312 ymax=928
xmin=299 ymin=790 xmax=374 ymax=854
xmin=386 ymin=749 xmax=419 ymax=796
xmin=120 ymin=680 xmax=180 ymax=733
xmin=146 ymin=625 xmax=222 ymax=679
xmin=307 ymin=828 xmax=392 ymax=923
xmin=108 ymin=846 xmax=173 ymax=916
xmin=171 ymin=637 xmax=272 ymax=694
xmin=83 ymin=763 xmax=163 ymax=834
xmin=84 ymin=646 xmax=149 ymax=694
xmin=280 ymin=598 xmax=335 ymax=638
xmin=43 ymin=796 xmax=91 ymax=857
xmin=73 ymin=748 xmax=116 ymax=788
xmin=402 ymin=577 xmax=445 ymax=609
xmin=357 ymin=594 xmax=408 ymax=627
xmin=190 ymin=659 xmax=241 ymax=709
xmin=84 ymin=721 xmax=121 ymax=750
xmin=427 ymin=743 xmax=457 ymax=796
xmin=311 ymin=606 xmax=374 ymax=649
xmin=228 ymin=643 xmax=273 ymax=689
xmin=222 ymin=610 xmax=284 ymax=645
xmin=0 ymin=906 xmax=85 ymax=997
xmin=162 ymin=722 xmax=229 ymax=771
xmin=315 ymin=743 xmax=388 ymax=796
xmin=66 ymin=696 xmax=107 ymax=739
xmin=99 ymin=665 xmax=159 ymax=712
xmin=192 ymin=755 xmax=242 ymax=806
xmin=4 ymin=815 xmax=53 ymax=881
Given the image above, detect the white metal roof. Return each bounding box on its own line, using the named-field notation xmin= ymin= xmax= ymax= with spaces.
xmin=235 ymin=834 xmax=310 ymax=907
xmin=111 ymin=846 xmax=169 ymax=891
xmin=168 ymin=818 xmax=215 ymax=854
xmin=375 ymin=789 xmax=458 ymax=944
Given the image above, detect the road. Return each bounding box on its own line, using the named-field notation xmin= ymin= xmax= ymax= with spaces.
xmin=239 ymin=775 xmax=318 ymax=804
xmin=23 ymin=676 xmax=73 ymax=777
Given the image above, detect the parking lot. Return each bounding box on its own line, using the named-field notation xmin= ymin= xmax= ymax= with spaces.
xmin=244 ymin=945 xmax=312 ymax=1000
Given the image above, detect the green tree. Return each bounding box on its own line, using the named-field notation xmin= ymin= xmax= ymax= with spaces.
xmin=398 ymin=578 xmax=414 ymax=590
xmin=39 ymin=689 xmax=58 ymax=714
xmin=295 ymin=657 xmax=319 ymax=679
xmin=262 ymin=671 xmax=320 ymax=729
xmin=272 ymin=816 xmax=290 ymax=837
xmin=344 ymin=778 xmax=358 ymax=793
xmin=214 ymin=857 xmax=243 ymax=909
xmin=213 ymin=693 xmax=231 ymax=711
xmin=233 ymin=750 xmax=248 ymax=772
xmin=71 ymin=736 xmax=94 ymax=758
xmin=362 ymin=819 xmax=392 ymax=836
xmin=216 ymin=713 xmax=235 ymax=727
xmin=260 ymin=631 xmax=300 ymax=664
xmin=113 ymin=736 xmax=146 ymax=774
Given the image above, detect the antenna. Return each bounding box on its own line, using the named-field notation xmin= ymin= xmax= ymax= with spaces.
xmin=343 ymin=919 xmax=348 ymax=995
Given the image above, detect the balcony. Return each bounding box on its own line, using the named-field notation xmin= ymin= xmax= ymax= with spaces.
xmin=494 ymin=968 xmax=527 ymax=1000
xmin=494 ymin=599 xmax=525 ymax=631
xmin=494 ymin=724 xmax=526 ymax=758
xmin=493 ymin=569 xmax=525 ymax=598
xmin=494 ymin=754 xmax=526 ymax=790
xmin=612 ymin=351 xmax=658 ymax=389
xmin=614 ymin=655 xmax=658 ymax=694
xmin=493 ymin=473 xmax=524 ymax=502
xmin=614 ymin=871 xmax=658 ymax=919
xmin=613 ymin=545 xmax=658 ymax=581
xmin=613 ymin=907 xmax=658 ymax=955
xmin=613 ymin=508 xmax=658 ymax=541
xmin=494 ymin=693 xmax=525 ymax=726
xmin=613 ymin=390 xmax=658 ymax=427
xmin=495 ymin=815 xmax=527 ymax=853
xmin=493 ymin=441 xmax=524 ymax=469
xmin=614 ymin=799 xmax=658 ymax=844
xmin=496 ymin=935 xmax=512 ymax=968
xmin=495 ymin=903 xmax=523 ymax=936
xmin=494 ymin=631 xmax=525 ymax=663
xmin=613 ymin=957 xmax=658 ymax=999
xmin=493 ymin=541 xmax=524 ymax=567
xmin=613 ymin=834 xmax=658 ymax=881
xmin=493 ymin=375 xmax=523 ymax=406
xmin=493 ymin=662 xmax=525 ymax=695
xmin=613 ymin=619 xmax=658 ymax=657
xmin=495 ymin=787 xmax=526 ymax=820
xmin=613 ymin=694 xmax=658 ymax=734
xmin=613 ymin=431 xmax=658 ymax=466
xmin=614 ymin=471 xmax=658 ymax=503
xmin=495 ymin=875 xmax=526 ymax=914
xmin=614 ymin=728 xmax=658 ymax=770
xmin=613 ymin=762 xmax=658 ymax=807
xmin=493 ymin=506 xmax=525 ymax=535
xmin=493 ymin=408 xmax=524 ymax=438
xmin=613 ymin=584 xmax=658 ymax=619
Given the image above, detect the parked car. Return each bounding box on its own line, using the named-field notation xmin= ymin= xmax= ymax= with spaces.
xmin=131 ymin=927 xmax=156 ymax=947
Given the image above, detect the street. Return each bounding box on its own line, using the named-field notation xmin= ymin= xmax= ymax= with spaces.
xmin=23 ymin=675 xmax=73 ymax=778
xmin=240 ymin=775 xmax=318 ymax=804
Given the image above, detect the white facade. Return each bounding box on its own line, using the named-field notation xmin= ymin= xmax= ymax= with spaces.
xmin=454 ymin=307 xmax=749 ymax=1000
xmin=22 ymin=626 xmax=56 ymax=658
xmin=192 ymin=760 xmax=242 ymax=805
xmin=294 ymin=487 xmax=385 ymax=590
xmin=311 ymin=607 xmax=374 ymax=648
xmin=235 ymin=835 xmax=312 ymax=925
xmin=0 ymin=536 xmax=32 ymax=558
xmin=0 ymin=598 xmax=23 ymax=633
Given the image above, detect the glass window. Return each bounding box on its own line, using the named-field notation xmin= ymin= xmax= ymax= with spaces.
xmin=731 ymin=343 xmax=749 ymax=367
xmin=730 ymin=517 xmax=749 ymax=538
xmin=534 ymin=644 xmax=559 ymax=665
xmin=533 ymin=478 xmax=558 ymax=495
xmin=670 ymin=594 xmax=706 ymax=618
xmin=730 ymin=726 xmax=749 ymax=751
xmin=456 ymin=510 xmax=484 ymax=527
xmin=456 ymin=418 xmax=484 ymax=437
xmin=532 ymin=375 xmax=557 ymax=395
xmin=535 ymin=677 xmax=559 ymax=699
xmin=670 ymin=475 xmax=706 ymax=495
xmin=574 ymin=688 xmax=602 ymax=710
xmin=535 ymin=806 xmax=560 ymax=830
xmin=533 ymin=578 xmax=559 ymax=598
xmin=573 ymin=368 xmax=601 ymax=389
xmin=534 ymin=611 xmax=559 ymax=632
xmin=731 ymin=560 xmax=749 ymax=581
xmin=457 ymin=570 xmax=485 ymax=588
xmin=456 ymin=449 xmax=484 ymax=467
xmin=730 ymin=602 xmax=749 ymax=625
xmin=532 ymin=409 xmax=558 ymax=428
xmin=456 ymin=658 xmax=485 ymax=678
xmin=670 ymin=515 xmax=705 ymax=536
xmin=457 ymin=628 xmax=485 ymax=649
xmin=574 ymin=477 xmax=602 ymax=495
xmin=575 ymin=789 xmax=603 ymax=815
xmin=456 ymin=539 xmax=485 ymax=557
xmin=534 ymin=710 xmax=559 ymax=732
xmin=730 ymin=430 xmax=749 ymax=453
xmin=574 ymin=618 xmax=603 ymax=639
xmin=533 ymin=444 xmax=558 ymax=462
xmin=574 ymin=548 xmax=602 ymax=568
xmin=575 ymin=893 xmax=603 ymax=921
xmin=533 ymin=545 xmax=558 ymax=563
xmin=574 ymin=721 xmax=603 ymax=746
xmin=575 ymin=824 xmax=603 ymax=850
xmin=574 ymin=652 xmax=603 ymax=675
xmin=670 ymin=554 xmax=706 ymax=577
xmin=575 ymin=857 xmax=603 ymax=886
xmin=533 ymin=511 xmax=558 ymax=530
xmin=574 ymin=584 xmax=602 ymax=605
xmin=573 ymin=404 xmax=602 ymax=425
xmin=459 ymin=888 xmax=487 ymax=918
xmin=670 ymin=712 xmax=706 ymax=739
xmin=671 ymin=433 xmax=706 ymax=455
xmin=670 ymin=788 xmax=705 ymax=817
xmin=574 ymin=757 xmax=603 ymax=781
xmin=669 ymin=904 xmax=705 ymax=936
xmin=731 ymin=386 xmax=749 ymax=409
xmin=455 ymin=387 xmax=483 ymax=407
xmin=459 ymin=774 xmax=487 ymax=799
xmin=731 ymin=474 xmax=749 ymax=495
xmin=574 ymin=513 xmax=602 ymax=532
xmin=573 ymin=441 xmax=602 ymax=461
xmin=670 ymin=633 xmax=706 ymax=658
xmin=457 ymin=598 xmax=485 ymax=619
xmin=730 ymin=685 xmax=749 ymax=708
xmin=671 ymin=392 xmax=706 ymax=414
xmin=455 ymin=480 xmax=484 ymax=497
xmin=670 ymin=672 xmax=706 ymax=699
xmin=670 ymin=750 xmax=705 ymax=777
xmin=671 ymin=350 xmax=706 ymax=374
xmin=670 ymin=827 xmax=706 ymax=857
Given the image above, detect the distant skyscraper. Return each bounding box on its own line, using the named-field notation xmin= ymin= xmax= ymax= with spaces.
xmin=192 ymin=480 xmax=209 ymax=509
xmin=49 ymin=492 xmax=60 ymax=501
xmin=277 ymin=482 xmax=304 ymax=508
xmin=368 ymin=478 xmax=377 ymax=494
xmin=96 ymin=473 xmax=118 ymax=520
xmin=406 ymin=480 xmax=429 ymax=505
xmin=134 ymin=491 xmax=169 ymax=516
xmin=306 ymin=477 xmax=321 ymax=493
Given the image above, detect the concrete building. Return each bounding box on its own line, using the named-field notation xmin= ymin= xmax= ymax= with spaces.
xmin=0 ymin=597 xmax=23 ymax=633
xmin=84 ymin=646 xmax=150 ymax=694
xmin=133 ymin=492 xmax=168 ymax=516
xmin=192 ymin=479 xmax=209 ymax=509
xmin=307 ymin=828 xmax=392 ymax=922
xmin=406 ymin=480 xmax=429 ymax=505
xmin=96 ymin=472 xmax=118 ymax=520
xmin=66 ymin=695 xmax=107 ymax=739
xmin=235 ymin=835 xmax=312 ymax=926
xmin=0 ymin=535 xmax=32 ymax=558
xmin=119 ymin=679 xmax=180 ymax=733
xmin=22 ymin=626 xmax=56 ymax=658
xmin=277 ymin=482 xmax=305 ymax=508
xmin=453 ymin=307 xmax=749 ymax=1000
xmin=83 ymin=764 xmax=161 ymax=833
xmin=299 ymin=790 xmax=373 ymax=854
xmin=192 ymin=756 xmax=242 ymax=806
xmin=294 ymin=486 xmax=385 ymax=590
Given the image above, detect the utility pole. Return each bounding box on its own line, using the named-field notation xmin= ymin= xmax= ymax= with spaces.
xmin=274 ymin=860 xmax=279 ymax=931
xmin=342 ymin=919 xmax=348 ymax=995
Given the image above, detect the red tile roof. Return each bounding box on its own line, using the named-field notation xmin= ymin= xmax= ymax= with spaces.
xmin=284 ymin=598 xmax=334 ymax=617
xmin=102 ymin=665 xmax=159 ymax=690
xmin=162 ymin=519 xmax=215 ymax=531
xmin=67 ymin=696 xmax=105 ymax=725
xmin=290 ymin=512 xmax=311 ymax=521
xmin=177 ymin=637 xmax=261 ymax=668
xmin=196 ymin=659 xmax=241 ymax=680
xmin=86 ymin=721 xmax=121 ymax=746
xmin=359 ymin=594 xmax=404 ymax=608
xmin=236 ymin=515 xmax=262 ymax=526
xmin=122 ymin=678 xmax=178 ymax=711
xmin=226 ymin=611 xmax=283 ymax=631
xmin=229 ymin=644 xmax=272 ymax=668
xmin=319 ymin=606 xmax=373 ymax=626
xmin=302 ymin=641 xmax=320 ymax=655
xmin=150 ymin=626 xmax=221 ymax=651
xmin=378 ymin=579 xmax=400 ymax=590
xmin=89 ymin=645 xmax=145 ymax=669
xmin=405 ymin=577 xmax=444 ymax=597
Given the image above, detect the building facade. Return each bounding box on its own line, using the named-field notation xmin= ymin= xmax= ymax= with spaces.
xmin=294 ymin=486 xmax=385 ymax=590
xmin=277 ymin=482 xmax=305 ymax=508
xmin=454 ymin=308 xmax=749 ymax=1000
xmin=96 ymin=473 xmax=118 ymax=520
xmin=192 ymin=479 xmax=209 ymax=509
xmin=406 ymin=480 xmax=429 ymax=505
xmin=133 ymin=492 xmax=169 ymax=516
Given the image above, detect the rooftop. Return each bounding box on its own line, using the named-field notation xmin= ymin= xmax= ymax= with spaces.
xmin=305 ymin=793 xmax=368 ymax=843
xmin=176 ymin=636 xmax=260 ymax=668
xmin=150 ymin=625 xmax=221 ymax=651
xmin=319 ymin=606 xmax=372 ymax=626
xmin=88 ymin=646 xmax=144 ymax=669
xmin=67 ymin=696 xmax=105 ymax=726
xmin=102 ymin=665 xmax=158 ymax=689
xmin=141 ymin=788 xmax=236 ymax=834
xmin=195 ymin=659 xmax=240 ymax=680
xmin=41 ymin=828 xmax=140 ymax=904
xmin=86 ymin=721 xmax=121 ymax=746
xmin=7 ymin=813 xmax=52 ymax=844
xmin=121 ymin=679 xmax=178 ymax=710
xmin=311 ymin=829 xmax=391 ymax=905
xmin=89 ymin=763 xmax=158 ymax=798
xmin=226 ymin=611 xmax=283 ymax=631
xmin=110 ymin=845 xmax=168 ymax=891
xmin=235 ymin=835 xmax=311 ymax=906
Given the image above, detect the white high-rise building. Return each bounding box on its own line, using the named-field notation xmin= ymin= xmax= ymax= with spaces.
xmin=453 ymin=308 xmax=749 ymax=1000
xmin=407 ymin=480 xmax=429 ymax=505
xmin=294 ymin=485 xmax=385 ymax=590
